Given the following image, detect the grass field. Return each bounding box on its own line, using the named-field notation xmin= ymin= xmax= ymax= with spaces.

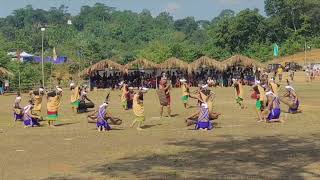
xmin=0 ymin=73 xmax=320 ymax=180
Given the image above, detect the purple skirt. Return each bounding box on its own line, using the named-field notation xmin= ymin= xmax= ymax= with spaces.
xmin=96 ymin=119 xmax=111 ymax=130
xmin=267 ymin=108 xmax=281 ymax=122
xmin=195 ymin=121 xmax=213 ymax=130
xmin=289 ymin=100 xmax=300 ymax=113
xmin=14 ymin=113 xmax=23 ymax=121
xmin=24 ymin=118 xmax=40 ymax=127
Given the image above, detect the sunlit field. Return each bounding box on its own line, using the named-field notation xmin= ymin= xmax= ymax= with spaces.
xmin=1 ymin=72 xmax=320 ymax=179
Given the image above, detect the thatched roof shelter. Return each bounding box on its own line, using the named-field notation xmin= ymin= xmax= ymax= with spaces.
xmin=222 ymin=55 xmax=265 ymax=69
xmin=0 ymin=67 xmax=14 ymax=77
xmin=81 ymin=59 xmax=123 ymax=77
xmin=124 ymin=59 xmax=158 ymax=70
xmin=188 ymin=56 xmax=224 ymax=73
xmin=159 ymin=57 xmax=188 ymax=70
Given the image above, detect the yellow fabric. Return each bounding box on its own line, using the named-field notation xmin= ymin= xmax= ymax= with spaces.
xmin=181 ymin=84 xmax=189 ymax=96
xmin=121 ymin=85 xmax=128 ymax=102
xmin=133 ymin=94 xmax=144 ymax=117
xmin=270 ymin=82 xmax=279 ymax=96
xmin=208 ymin=100 xmax=214 ymax=114
xmin=33 ymin=95 xmax=43 ymax=111
xmin=47 ymin=94 xmax=62 ymax=112
xmin=277 ymin=67 xmax=283 ymax=74
xmin=70 ymin=86 xmax=80 ymax=103
xmin=258 ymin=85 xmax=266 ymax=101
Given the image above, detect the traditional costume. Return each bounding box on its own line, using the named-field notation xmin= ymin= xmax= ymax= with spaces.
xmin=78 ymin=86 xmax=94 ymax=113
xmin=233 ymin=79 xmax=244 ymax=108
xmin=96 ymin=102 xmax=111 ymax=131
xmin=120 ymin=82 xmax=129 ymax=110
xmin=265 ymin=91 xmax=281 ymax=122
xmin=286 ymin=86 xmax=300 ymax=113
xmin=195 ymin=103 xmax=213 ymax=130
xmin=23 ymin=103 xmax=40 ymax=127
xmin=180 ymin=79 xmax=190 ymax=108
xmin=133 ymin=92 xmax=145 ymax=123
xmin=70 ymin=83 xmax=80 ymax=111
xmin=30 ymin=88 xmax=44 ymax=119
xmin=158 ymin=78 xmax=171 ymax=117
xmin=46 ymin=88 xmax=62 ymax=125
xmin=131 ymin=88 xmax=148 ymax=130
xmin=13 ymin=95 xmax=23 ymax=121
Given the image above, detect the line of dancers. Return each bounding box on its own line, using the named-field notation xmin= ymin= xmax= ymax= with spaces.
xmin=12 ymin=73 xmax=301 ymax=131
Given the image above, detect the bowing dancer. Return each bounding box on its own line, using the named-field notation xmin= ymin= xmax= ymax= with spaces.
xmin=284 ymin=85 xmax=301 ymax=114
xmin=70 ymin=82 xmax=80 ymax=113
xmin=130 ymin=88 xmax=148 ymax=130
xmin=185 ymin=84 xmax=221 ymax=130
xmin=87 ymin=94 xmax=123 ymax=130
xmin=23 ymin=100 xmax=40 ymax=128
xmin=261 ymin=90 xmax=283 ymax=123
xmin=46 ymin=87 xmax=63 ymax=127
xmin=13 ymin=92 xmax=23 ymax=121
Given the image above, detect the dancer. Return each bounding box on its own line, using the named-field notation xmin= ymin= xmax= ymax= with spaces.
xmin=130 ymin=88 xmax=148 ymax=130
xmin=251 ymin=81 xmax=266 ymax=122
xmin=185 ymin=85 xmax=221 ymax=129
xmin=70 ymin=82 xmax=80 ymax=113
xmin=180 ymin=78 xmax=190 ymax=109
xmin=23 ymin=100 xmax=40 ymax=127
xmin=261 ymin=90 xmax=283 ymax=123
xmin=13 ymin=92 xmax=23 ymax=121
xmin=87 ymin=94 xmax=123 ymax=128
xmin=46 ymin=87 xmax=63 ymax=127
xmin=284 ymin=85 xmax=301 ymax=114
xmin=29 ymin=87 xmax=45 ymax=120
xmin=119 ymin=81 xmax=129 ymax=110
xmin=158 ymin=78 xmax=171 ymax=117
xmin=78 ymin=85 xmax=94 ymax=113
xmin=233 ymin=79 xmax=245 ymax=109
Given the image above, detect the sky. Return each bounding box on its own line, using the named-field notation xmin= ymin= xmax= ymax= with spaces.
xmin=0 ymin=0 xmax=265 ymax=20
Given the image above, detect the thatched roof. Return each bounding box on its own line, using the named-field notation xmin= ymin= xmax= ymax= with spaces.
xmin=159 ymin=57 xmax=188 ymax=70
xmin=81 ymin=59 xmax=123 ymax=76
xmin=188 ymin=56 xmax=224 ymax=73
xmin=0 ymin=67 xmax=14 ymax=77
xmin=124 ymin=59 xmax=158 ymax=70
xmin=222 ymin=55 xmax=265 ymax=69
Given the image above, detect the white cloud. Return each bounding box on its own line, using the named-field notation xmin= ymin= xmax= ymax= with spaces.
xmin=165 ymin=2 xmax=180 ymax=14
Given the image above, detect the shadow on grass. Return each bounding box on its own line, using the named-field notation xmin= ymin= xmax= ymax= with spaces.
xmin=141 ymin=124 xmax=162 ymax=129
xmin=87 ymin=134 xmax=320 ymax=179
xmin=54 ymin=122 xmax=78 ymax=127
